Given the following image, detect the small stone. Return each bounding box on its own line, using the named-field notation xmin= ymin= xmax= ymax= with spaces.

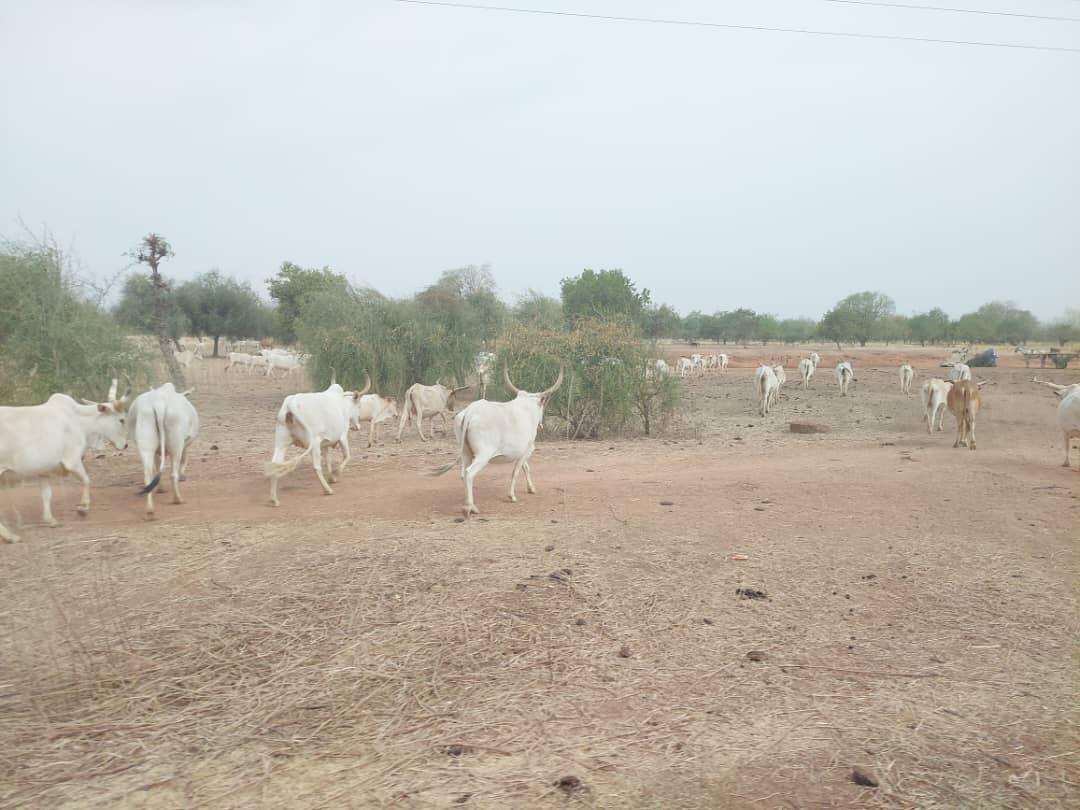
xmin=790 ymin=422 xmax=830 ymax=434
xmin=544 ymin=544 xmax=555 ymax=551
xmin=555 ymin=775 xmax=584 ymax=793
xmin=210 ymin=444 xmax=219 ymax=450
xmin=754 ymin=506 xmax=766 ymax=512
xmin=453 ymin=517 xmax=466 ymax=523
xmin=746 ymin=650 xmax=767 ymax=661
xmin=851 ymin=766 xmax=879 ymax=787
xmin=659 ymin=500 xmax=675 ymax=506
xmin=702 ymin=618 xmax=714 ymax=625
xmin=618 ymin=643 xmax=632 ymax=658
xmin=574 ymin=618 xmax=586 ymax=626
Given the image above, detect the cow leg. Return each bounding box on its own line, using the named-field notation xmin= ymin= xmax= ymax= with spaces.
xmin=40 ymin=481 xmax=59 ymax=527
xmin=508 ymin=459 xmax=525 ymax=502
xmin=395 ymin=403 xmax=409 ymax=442
xmin=1065 ymin=433 xmax=1073 ymax=468
xmin=64 ymin=457 xmax=93 ymax=515
xmin=522 ymin=459 xmax=537 ymax=494
xmin=310 ymin=444 xmax=334 ymax=495
xmin=336 ymin=437 xmax=352 ymax=478
xmin=462 ymin=451 xmax=494 ymax=516
xmin=967 ymin=417 xmax=976 ymax=451
xmin=415 ymin=406 xmax=428 ymax=442
xmin=368 ymin=419 xmax=377 ymax=448
xmin=0 ymin=515 xmax=19 ymax=543
xmin=170 ymin=437 xmax=187 ymax=504
xmin=178 ymin=441 xmax=190 ymax=482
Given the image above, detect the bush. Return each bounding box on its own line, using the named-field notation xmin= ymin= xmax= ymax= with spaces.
xmin=0 ymin=242 xmax=147 ymax=405
xmin=496 ymin=319 xmax=680 ymax=438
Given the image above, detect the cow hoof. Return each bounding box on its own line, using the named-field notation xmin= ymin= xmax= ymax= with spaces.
xmin=508 ymin=494 xmax=517 ymax=503
xmin=2 ymin=534 xmax=20 ymax=544
xmin=76 ymin=505 xmax=89 ymax=516
xmin=463 ymin=505 xmax=478 ymax=517
xmin=45 ymin=519 xmax=60 ymax=528
xmin=178 ymin=474 xmax=187 ymax=482
xmin=969 ymin=445 xmax=976 ymax=451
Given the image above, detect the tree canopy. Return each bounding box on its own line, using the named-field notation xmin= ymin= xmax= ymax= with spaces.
xmin=267 ymin=261 xmax=351 ymax=344
xmin=560 ymin=269 xmax=650 ymax=326
xmin=176 ymin=271 xmax=273 ymax=356
xmin=818 ymin=291 xmax=896 ymax=347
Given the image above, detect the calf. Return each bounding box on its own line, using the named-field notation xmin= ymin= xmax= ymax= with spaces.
xmin=128 ymin=383 xmax=200 ymax=514
xmin=921 ymin=378 xmax=953 ymax=433
xmin=753 ymin=365 xmax=779 ymax=417
xmin=396 ymin=382 xmax=470 ymax=442
xmin=0 ymin=389 xmax=130 ymax=542
xmin=266 ymin=374 xmax=371 ymax=506
xmin=350 ymin=393 xmax=399 ymax=448
xmin=899 ymin=364 xmax=915 ymax=394
xmin=946 ymin=379 xmax=983 ymax=450
xmin=835 ymin=362 xmax=854 ymax=396
xmin=798 ymin=357 xmax=815 ymax=389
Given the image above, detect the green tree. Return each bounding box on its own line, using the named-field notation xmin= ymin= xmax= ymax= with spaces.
xmin=753 ymin=313 xmax=782 ymax=344
xmin=725 ymin=308 xmax=761 ymax=345
xmin=113 ymin=274 xmax=190 ymax=342
xmin=779 ymin=318 xmax=817 ymax=343
xmin=176 ymin=271 xmax=273 ymax=356
xmin=1 ymin=240 xmax=145 ymax=404
xmin=819 ymin=291 xmax=896 ymax=347
xmin=560 ymin=269 xmax=650 ymax=325
xmin=267 ymin=261 xmax=350 ymax=344
xmin=513 ymin=289 xmax=564 ymax=331
xmin=1045 ymin=309 xmax=1080 ymax=345
xmin=907 ymin=308 xmax=951 ymax=345
xmin=415 ymin=265 xmax=507 ymax=352
xmin=954 ymin=301 xmax=1040 ymax=345
xmin=642 ymin=303 xmax=682 ymax=339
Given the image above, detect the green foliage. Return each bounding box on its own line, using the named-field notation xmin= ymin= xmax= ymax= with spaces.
xmin=176 ymin=271 xmax=273 ymax=355
xmin=415 ymin=265 xmax=507 ymax=352
xmin=560 ymin=269 xmax=650 ymax=326
xmin=819 ymin=291 xmax=896 ymax=346
xmin=0 ymin=242 xmax=146 ymax=404
xmin=954 ymin=301 xmax=1039 ymax=344
xmin=642 ymin=303 xmax=682 ymax=339
xmin=908 ymin=308 xmax=951 ymax=345
xmin=113 ymin=274 xmax=190 ymax=340
xmin=267 ymin=261 xmax=351 ymax=344
xmin=512 ymin=289 xmax=564 ymax=331
xmin=496 ymin=319 xmax=680 ymax=438
xmin=778 ymin=318 xmax=817 ymax=343
xmin=1045 ymin=310 xmax=1080 ymax=346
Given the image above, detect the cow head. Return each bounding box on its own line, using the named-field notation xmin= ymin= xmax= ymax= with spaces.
xmin=91 ymin=394 xmax=131 ymax=450
xmin=503 ymin=366 xmax=565 ymax=407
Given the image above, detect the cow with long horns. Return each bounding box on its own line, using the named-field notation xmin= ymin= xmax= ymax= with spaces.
xmin=430 ymin=366 xmax=564 ymax=517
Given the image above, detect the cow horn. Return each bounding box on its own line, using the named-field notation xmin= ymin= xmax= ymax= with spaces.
xmin=540 ymin=366 xmax=565 ymax=399
xmin=358 ymin=371 xmax=371 ymax=396
xmin=503 ymin=366 xmax=520 ymax=395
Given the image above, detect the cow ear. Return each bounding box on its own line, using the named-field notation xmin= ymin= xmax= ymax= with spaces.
xmin=97 ymin=403 xmax=109 ymax=414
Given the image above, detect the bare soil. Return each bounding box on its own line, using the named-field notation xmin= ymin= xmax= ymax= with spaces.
xmin=2 ymin=347 xmax=1078 ymax=809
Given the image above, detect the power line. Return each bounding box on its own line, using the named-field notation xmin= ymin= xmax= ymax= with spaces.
xmin=814 ymin=0 xmax=1080 ymax=24
xmin=395 ymin=0 xmax=1080 ymax=53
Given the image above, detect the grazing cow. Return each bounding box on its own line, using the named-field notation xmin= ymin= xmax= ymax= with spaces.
xmin=676 ymin=357 xmax=694 ymax=377
xmin=265 ymin=374 xmax=371 ymax=506
xmin=224 ymin=352 xmax=254 ymax=373
xmin=265 ymin=352 xmax=303 ymax=378
xmin=949 ymin=363 xmax=972 ymax=381
xmin=174 ymin=348 xmax=203 ymax=369
xmin=921 ymin=378 xmax=953 ymax=434
xmin=396 ymin=382 xmax=470 ymax=442
xmin=718 ymin=353 xmax=729 ymax=370
xmin=946 ymin=379 xmax=984 ymax=450
xmin=797 ymin=357 xmax=815 ymax=389
xmin=753 ymin=365 xmax=779 ymax=417
xmin=430 ymin=367 xmax=564 ymax=516
xmin=475 ymin=352 xmax=496 ymax=398
xmin=835 ymin=362 xmax=854 ymax=396
xmin=350 ymin=393 xmax=399 ymax=448
xmin=1033 ymin=378 xmax=1080 ymax=469
xmin=0 ymin=389 xmax=131 ymax=542
xmin=128 ymin=383 xmax=199 ymax=514
xmin=899 ymin=364 xmax=915 ymax=394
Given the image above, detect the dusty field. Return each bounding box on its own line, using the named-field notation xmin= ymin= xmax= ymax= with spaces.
xmin=2 ymin=348 xmax=1078 ymax=809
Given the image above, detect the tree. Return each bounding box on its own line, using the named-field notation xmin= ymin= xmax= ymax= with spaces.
xmin=176 ymin=271 xmax=273 ymax=356
xmin=725 ymin=308 xmax=761 ymax=345
xmin=754 ymin=314 xmax=782 ymax=344
xmin=818 ymin=291 xmax=896 ymax=347
xmin=267 ymin=261 xmax=350 ymax=344
xmin=127 ymin=233 xmax=185 ymax=387
xmin=513 ymin=289 xmax=564 ymax=331
xmin=908 ymin=308 xmax=951 ymax=345
xmin=1045 ymin=309 xmax=1080 ymax=346
xmin=641 ymin=303 xmax=681 ymax=339
xmin=954 ymin=301 xmax=1040 ymax=345
xmin=416 ymin=265 xmax=507 ymax=351
xmin=114 ymin=274 xmax=190 ymax=341
xmin=560 ymin=269 xmax=650 ymax=326
xmin=779 ymin=318 xmax=817 ymax=343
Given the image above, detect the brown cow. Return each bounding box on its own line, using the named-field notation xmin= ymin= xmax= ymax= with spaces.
xmin=946 ymin=379 xmax=985 ymax=450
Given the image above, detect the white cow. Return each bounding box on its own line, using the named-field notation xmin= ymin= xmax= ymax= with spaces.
xmin=950 ymin=363 xmax=972 ymax=381
xmin=771 ymin=365 xmax=786 ymax=407
xmin=1033 ymin=378 xmax=1080 ymax=469
xmin=0 ymin=389 xmax=131 ymax=542
xmin=475 ymin=352 xmax=496 ymax=399
xmin=836 ymin=362 xmax=854 ymax=396
xmin=899 ymin=364 xmax=915 ymax=394
xmin=810 ymin=352 xmax=821 ymax=367
xmin=349 ymin=393 xmax=399 ymax=448
xmin=265 ymin=374 xmax=371 ymax=506
xmin=921 ymin=378 xmax=953 ymax=433
xmin=798 ymin=357 xmax=815 ymax=389
xmin=128 ymin=383 xmax=199 ymax=514
xmin=753 ymin=365 xmax=779 ymax=417
xmin=224 ymin=352 xmax=255 ymax=373
xmin=174 ymin=348 xmax=202 ymax=369
xmin=676 ymin=357 xmax=694 ymax=377
xmin=690 ymin=354 xmax=706 ymax=376
xmin=718 ymin=353 xmax=729 ymax=371
xmin=396 ymin=382 xmax=471 ymax=442
xmin=265 ymin=352 xmax=303 ymax=378
xmin=430 ymin=367 xmax=564 ymax=516
xmin=652 ymin=358 xmax=671 ymax=377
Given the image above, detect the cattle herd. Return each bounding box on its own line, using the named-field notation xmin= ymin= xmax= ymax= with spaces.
xmin=0 ymin=348 xmax=1077 ymax=541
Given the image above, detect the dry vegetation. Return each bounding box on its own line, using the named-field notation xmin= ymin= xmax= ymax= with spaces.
xmin=1 ymin=345 xmax=1078 ymax=809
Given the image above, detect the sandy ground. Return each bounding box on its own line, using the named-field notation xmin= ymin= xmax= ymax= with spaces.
xmin=1 ymin=346 xmax=1078 ymax=809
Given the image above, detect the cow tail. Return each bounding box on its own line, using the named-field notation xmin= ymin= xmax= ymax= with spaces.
xmin=428 ymin=412 xmax=467 ymax=477
xmin=264 ymin=407 xmax=314 ymax=479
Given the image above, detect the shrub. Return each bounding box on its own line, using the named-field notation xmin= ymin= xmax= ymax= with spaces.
xmin=495 ymin=319 xmax=680 ymax=438
xmin=0 ymin=242 xmax=147 ymax=405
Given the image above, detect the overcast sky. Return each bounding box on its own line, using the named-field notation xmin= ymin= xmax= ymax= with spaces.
xmin=2 ymin=1 xmax=1077 ymax=319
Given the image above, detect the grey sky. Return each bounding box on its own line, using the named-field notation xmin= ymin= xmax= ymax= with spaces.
xmin=2 ymin=1 xmax=1077 ymax=320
